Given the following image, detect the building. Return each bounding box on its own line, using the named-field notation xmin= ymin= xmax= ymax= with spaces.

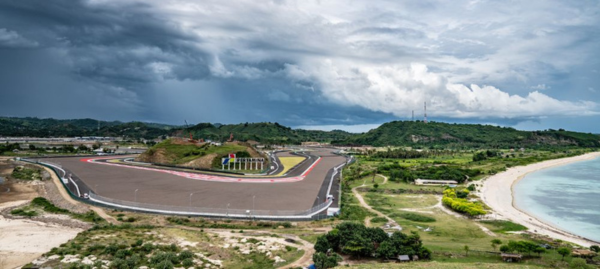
xmin=398 ymin=255 xmax=410 ymax=262
xmin=415 ymin=179 xmax=458 ymax=186
xmin=501 ymin=253 xmax=522 ymax=262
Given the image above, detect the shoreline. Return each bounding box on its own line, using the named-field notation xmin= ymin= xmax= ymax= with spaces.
xmin=481 ymin=151 xmax=600 ymax=248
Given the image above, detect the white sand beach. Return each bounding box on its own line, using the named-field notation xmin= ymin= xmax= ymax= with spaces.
xmin=481 ymin=152 xmax=600 ymax=248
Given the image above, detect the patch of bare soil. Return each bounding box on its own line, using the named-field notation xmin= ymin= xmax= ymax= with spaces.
xmin=0 ymin=182 xmax=37 ymax=204
xmin=183 ymin=153 xmax=218 ymax=169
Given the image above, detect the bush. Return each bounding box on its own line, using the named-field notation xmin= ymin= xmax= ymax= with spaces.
xmin=11 ymin=208 xmax=38 ymax=217
xmin=480 ymin=220 xmax=527 ymax=233
xmin=392 ymin=212 xmax=436 ymax=223
xmin=370 ymin=217 xmax=388 ymax=223
xmin=442 ymin=189 xmax=486 ymax=216
xmin=569 ymin=258 xmax=592 ymax=269
xmin=181 ymin=258 xmax=194 ymax=267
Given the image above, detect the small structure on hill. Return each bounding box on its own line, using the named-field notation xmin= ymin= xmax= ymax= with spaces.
xmin=572 ymin=249 xmax=597 ymax=258
xmin=415 ymin=179 xmax=458 ymax=186
xmin=501 ymin=253 xmax=522 ymax=262
xmin=398 ymin=255 xmax=410 ymax=262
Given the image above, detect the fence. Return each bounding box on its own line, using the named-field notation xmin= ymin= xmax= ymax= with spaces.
xmin=89 ymin=193 xmax=332 ymax=220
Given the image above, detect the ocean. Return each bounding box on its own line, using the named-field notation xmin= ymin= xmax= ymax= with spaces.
xmin=514 ymin=156 xmax=600 ymax=243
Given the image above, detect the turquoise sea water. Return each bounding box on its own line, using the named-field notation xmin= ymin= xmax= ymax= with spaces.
xmin=514 ymin=156 xmax=600 ymax=242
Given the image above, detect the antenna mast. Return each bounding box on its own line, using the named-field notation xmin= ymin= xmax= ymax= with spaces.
xmin=424 ymin=102 xmax=428 ymax=123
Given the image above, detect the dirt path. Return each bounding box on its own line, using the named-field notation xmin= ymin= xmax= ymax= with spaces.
xmin=351 ymin=175 xmax=396 ymax=226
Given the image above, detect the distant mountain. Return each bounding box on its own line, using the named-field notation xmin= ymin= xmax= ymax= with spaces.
xmin=333 ymin=121 xmax=600 ymax=148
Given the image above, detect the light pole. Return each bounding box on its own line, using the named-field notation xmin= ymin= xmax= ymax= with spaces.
xmin=227 ymin=203 xmax=230 ymax=216
xmin=134 ymin=189 xmax=139 ymax=202
xmin=189 ymin=193 xmax=194 ymax=207
xmin=317 ymin=196 xmax=320 ymax=204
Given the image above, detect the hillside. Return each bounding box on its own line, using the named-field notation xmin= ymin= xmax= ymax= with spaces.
xmin=184 ymin=122 xmax=353 ymax=144
xmin=0 ymin=117 xmax=352 ymax=144
xmin=334 ymin=121 xmax=600 ymax=148
xmin=0 ymin=117 xmax=176 ymax=139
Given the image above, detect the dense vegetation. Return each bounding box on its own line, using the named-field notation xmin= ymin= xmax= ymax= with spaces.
xmin=335 ymin=120 xmax=600 ymax=148
xmin=442 ymin=189 xmax=486 ymax=217
xmin=185 ymin=122 xmax=352 ymax=144
xmin=314 ymin=222 xmax=431 ymax=264
xmin=0 ymin=117 xmax=173 ymax=139
xmin=11 ymin=166 xmax=44 ymax=180
xmin=0 ymin=142 xmax=20 ymax=154
xmin=0 ymin=117 xmax=352 ymax=143
xmin=3 ymin=117 xmax=599 ymax=148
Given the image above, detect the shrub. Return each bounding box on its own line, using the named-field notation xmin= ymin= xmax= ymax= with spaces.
xmin=11 ymin=208 xmax=38 ymax=217
xmin=181 ymin=258 xmax=194 ymax=267
xmin=370 ymin=217 xmax=388 ymax=223
xmin=179 ymin=250 xmax=194 ymax=260
xmin=442 ymin=189 xmax=486 ymax=216
xmin=392 ymin=212 xmax=436 ymax=223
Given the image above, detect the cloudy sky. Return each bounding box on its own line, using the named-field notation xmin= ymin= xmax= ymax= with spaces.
xmin=1 ymin=0 xmax=599 ymax=133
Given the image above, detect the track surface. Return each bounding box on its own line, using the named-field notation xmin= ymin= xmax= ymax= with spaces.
xmin=43 ymin=148 xmax=346 ymax=212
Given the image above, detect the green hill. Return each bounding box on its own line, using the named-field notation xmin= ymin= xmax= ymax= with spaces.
xmin=334 ymin=121 xmax=600 ymax=149
xmin=0 ymin=117 xmax=176 ymax=139
xmin=184 ymin=122 xmax=353 ymax=144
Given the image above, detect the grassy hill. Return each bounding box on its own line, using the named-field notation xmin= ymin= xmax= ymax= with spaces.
xmin=184 ymin=122 xmax=353 ymax=144
xmin=136 ymin=139 xmax=257 ymax=169
xmin=334 ymin=121 xmax=600 ymax=149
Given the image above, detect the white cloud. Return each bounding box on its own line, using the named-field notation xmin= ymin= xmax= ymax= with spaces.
xmin=286 ymin=61 xmax=597 ymax=119
xmin=530 ymin=84 xmax=550 ymax=90
xmin=0 ymin=28 xmax=38 ymax=48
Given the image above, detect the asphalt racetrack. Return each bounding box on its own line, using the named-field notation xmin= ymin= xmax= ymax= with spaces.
xmin=43 ymin=147 xmax=346 ymax=213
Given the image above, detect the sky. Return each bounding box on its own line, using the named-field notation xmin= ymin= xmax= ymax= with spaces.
xmin=0 ymin=0 xmax=599 ymax=133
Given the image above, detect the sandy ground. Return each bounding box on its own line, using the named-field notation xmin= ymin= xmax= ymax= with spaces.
xmin=0 ymin=200 xmax=83 ymax=269
xmin=481 ymin=152 xmax=600 ymax=247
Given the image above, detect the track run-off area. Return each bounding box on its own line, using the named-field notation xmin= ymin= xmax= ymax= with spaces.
xmin=26 ymin=147 xmax=349 ymax=220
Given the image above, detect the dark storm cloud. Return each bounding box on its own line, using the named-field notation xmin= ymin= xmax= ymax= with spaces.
xmin=0 ymin=0 xmax=599 ymax=132
xmin=0 ymin=0 xmax=211 ymax=87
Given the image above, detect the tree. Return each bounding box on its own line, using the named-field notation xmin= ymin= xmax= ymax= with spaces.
xmin=557 ymin=247 xmax=570 ymax=261
xmin=314 ymin=236 xmax=331 ymax=253
xmin=376 ymin=240 xmax=395 ymax=260
xmin=464 ymin=245 xmax=469 ymax=256
xmin=92 ymin=142 xmax=101 ymax=150
xmin=29 ymin=144 xmax=36 ymax=150
xmin=533 ymin=246 xmax=545 ymax=257
xmin=78 ymin=144 xmax=88 ymax=152
xmin=590 ymin=245 xmax=600 ymax=253
xmin=499 ymin=245 xmax=510 ymax=253
xmin=491 ymin=239 xmax=502 ymax=251
xmin=312 ymin=252 xmax=341 ymax=269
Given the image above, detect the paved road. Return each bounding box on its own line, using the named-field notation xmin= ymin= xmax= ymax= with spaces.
xmin=41 ymin=148 xmax=347 ymax=212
